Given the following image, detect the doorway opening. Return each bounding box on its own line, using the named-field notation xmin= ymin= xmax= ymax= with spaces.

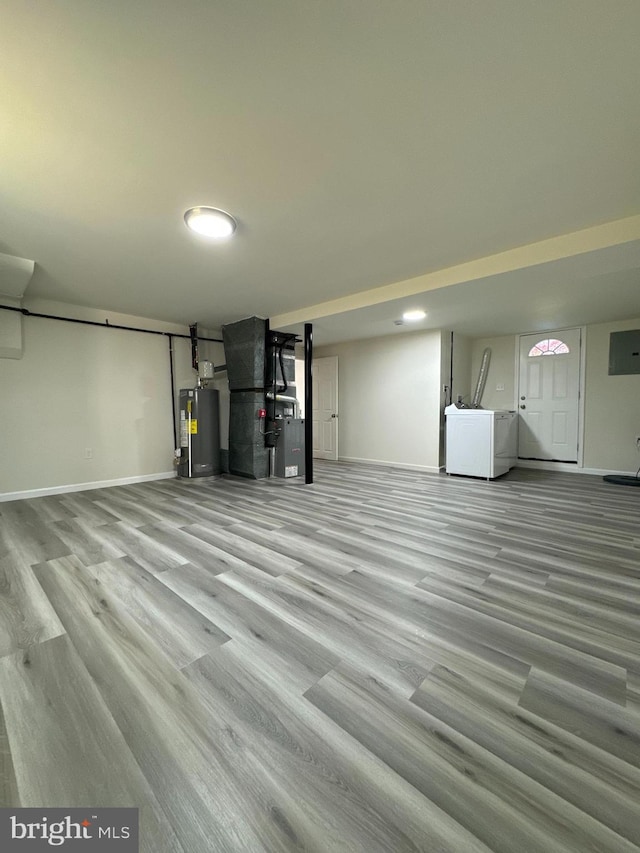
xmin=517 ymin=328 xmax=583 ymax=462
xmin=312 ymin=356 xmax=338 ymax=461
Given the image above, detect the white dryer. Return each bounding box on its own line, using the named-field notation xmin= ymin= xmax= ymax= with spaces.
xmin=445 ymin=406 xmax=517 ymax=479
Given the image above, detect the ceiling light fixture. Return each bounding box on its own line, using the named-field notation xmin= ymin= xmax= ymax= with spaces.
xmin=184 ymin=207 xmax=237 ymax=239
xmin=402 ymin=309 xmax=426 ymax=322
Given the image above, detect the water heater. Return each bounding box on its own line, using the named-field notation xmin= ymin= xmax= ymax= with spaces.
xmin=178 ymin=387 xmax=222 ymax=478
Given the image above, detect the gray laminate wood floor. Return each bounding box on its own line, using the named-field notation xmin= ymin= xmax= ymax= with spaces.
xmin=1 ymin=462 xmax=639 ymax=852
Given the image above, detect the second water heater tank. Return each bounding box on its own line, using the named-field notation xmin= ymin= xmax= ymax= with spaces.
xmin=178 ymin=387 xmax=221 ymax=478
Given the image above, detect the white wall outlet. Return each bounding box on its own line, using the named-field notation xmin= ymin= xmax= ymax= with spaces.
xmin=496 ymin=383 xmax=505 ymax=391
xmin=84 ymin=447 xmax=93 ymax=459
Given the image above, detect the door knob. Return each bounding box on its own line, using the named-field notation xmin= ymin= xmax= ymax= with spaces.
xmin=520 ymin=396 xmax=526 ymax=400
xmin=330 ymin=413 xmax=338 ymax=418
xmin=520 ymin=404 xmax=526 ymax=409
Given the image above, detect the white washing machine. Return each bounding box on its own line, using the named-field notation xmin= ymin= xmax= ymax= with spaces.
xmin=445 ymin=406 xmax=517 ymax=479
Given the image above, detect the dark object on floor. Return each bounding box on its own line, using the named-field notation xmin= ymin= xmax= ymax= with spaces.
xmin=602 ymin=474 xmax=640 ymax=487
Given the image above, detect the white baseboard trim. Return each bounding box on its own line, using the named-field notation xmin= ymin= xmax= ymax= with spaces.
xmin=338 ymin=456 xmax=442 ymax=474
xmin=0 ymin=471 xmax=176 ymax=503
xmin=516 ymin=460 xmax=638 ymax=477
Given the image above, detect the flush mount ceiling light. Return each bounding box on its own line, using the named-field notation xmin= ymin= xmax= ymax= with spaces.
xmin=402 ymin=309 xmax=426 ymax=322
xmin=184 ymin=207 xmax=237 ymax=239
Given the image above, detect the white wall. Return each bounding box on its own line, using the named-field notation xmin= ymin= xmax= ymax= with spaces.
xmin=436 ymin=332 xmax=472 ymax=465
xmin=0 ymin=300 xmax=225 ymax=497
xmin=583 ymin=317 xmax=640 ymax=472
xmin=0 ymin=298 xmax=23 ymax=359
xmin=451 ymin=333 xmax=472 ymax=405
xmin=315 ymin=330 xmax=443 ymax=471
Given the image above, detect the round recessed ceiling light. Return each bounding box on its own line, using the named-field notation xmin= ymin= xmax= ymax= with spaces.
xmin=184 ymin=207 xmax=237 ymax=239
xmin=402 ymin=309 xmax=426 ymax=322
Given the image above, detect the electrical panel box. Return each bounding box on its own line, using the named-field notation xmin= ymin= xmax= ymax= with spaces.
xmin=609 ymin=330 xmax=640 ymax=375
xmin=274 ymin=418 xmax=305 ymax=478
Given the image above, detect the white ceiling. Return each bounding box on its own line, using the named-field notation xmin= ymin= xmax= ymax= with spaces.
xmin=1 ymin=1 xmax=639 ymax=344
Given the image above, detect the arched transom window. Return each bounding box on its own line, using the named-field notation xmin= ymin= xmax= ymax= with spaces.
xmin=528 ymin=338 xmax=570 ymax=357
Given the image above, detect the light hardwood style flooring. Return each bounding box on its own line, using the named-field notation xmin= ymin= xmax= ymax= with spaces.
xmin=1 ymin=462 xmax=639 ymax=852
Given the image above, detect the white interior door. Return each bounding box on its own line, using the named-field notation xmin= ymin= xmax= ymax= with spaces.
xmin=518 ymin=329 xmax=581 ymax=461
xmin=312 ymin=356 xmax=338 ymax=460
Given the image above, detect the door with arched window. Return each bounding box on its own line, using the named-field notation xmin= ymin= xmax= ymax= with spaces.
xmin=518 ymin=328 xmax=581 ymax=461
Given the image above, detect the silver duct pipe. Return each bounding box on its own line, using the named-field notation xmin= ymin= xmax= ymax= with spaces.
xmin=472 ymin=347 xmax=491 ymax=408
xmin=266 ymin=392 xmax=300 ymax=418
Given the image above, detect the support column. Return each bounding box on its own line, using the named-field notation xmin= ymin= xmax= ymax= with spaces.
xmin=304 ymin=323 xmax=313 ymax=485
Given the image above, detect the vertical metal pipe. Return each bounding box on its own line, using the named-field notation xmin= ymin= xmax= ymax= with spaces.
xmin=168 ymin=334 xmax=178 ymax=448
xmin=189 ymin=323 xmax=199 ymax=371
xmin=304 ymin=323 xmax=313 ymax=484
xmin=449 ymin=331 xmax=454 ymax=407
xmin=270 ymin=328 xmax=278 ymax=477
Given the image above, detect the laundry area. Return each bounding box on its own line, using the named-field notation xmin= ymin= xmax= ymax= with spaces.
xmin=443 ymin=344 xmax=516 ymax=480
xmin=445 ymin=407 xmax=517 ymax=480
